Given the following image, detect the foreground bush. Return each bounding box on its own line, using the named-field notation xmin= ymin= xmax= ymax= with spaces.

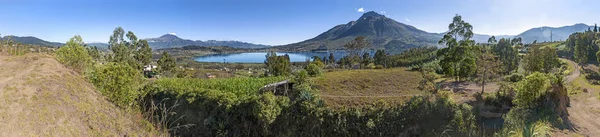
xmin=56 ymin=35 xmax=91 ymax=73
xmin=87 ymin=63 xmax=143 ymax=108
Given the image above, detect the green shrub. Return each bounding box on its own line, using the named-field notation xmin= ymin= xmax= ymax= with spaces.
xmin=306 ymin=63 xmax=322 ymax=76
xmin=87 ymin=63 xmax=143 ymax=108
xmin=514 ymin=72 xmax=552 ymax=108
xmin=293 ymin=70 xmax=309 ymax=85
xmin=504 ymin=73 xmax=525 ymax=82
xmin=56 ymin=35 xmax=92 ymax=73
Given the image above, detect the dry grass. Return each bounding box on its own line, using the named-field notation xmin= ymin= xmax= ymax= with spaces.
xmin=313 ymin=68 xmax=425 ymax=107
xmin=0 ymin=53 xmax=163 ymax=136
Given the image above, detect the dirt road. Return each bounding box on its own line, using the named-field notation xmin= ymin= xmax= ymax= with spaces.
xmin=564 ymin=59 xmax=580 ymax=83
xmin=555 ymin=59 xmax=600 ymax=136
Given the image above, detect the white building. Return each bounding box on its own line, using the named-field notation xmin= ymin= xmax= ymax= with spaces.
xmin=143 ymin=65 xmax=157 ymax=72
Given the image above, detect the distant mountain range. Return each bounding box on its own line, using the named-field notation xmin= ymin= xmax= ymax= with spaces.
xmin=0 ymin=36 xmax=63 ymax=47
xmin=515 ymin=23 xmax=593 ymax=43
xmin=277 ymin=11 xmax=441 ymax=52
xmin=0 ymin=34 xmax=269 ymax=49
xmin=144 ymin=34 xmax=269 ymax=49
xmin=276 ymin=11 xmax=595 ymax=52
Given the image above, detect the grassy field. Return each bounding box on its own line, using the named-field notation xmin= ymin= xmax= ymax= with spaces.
xmin=313 ymin=68 xmax=424 ymax=107
xmin=539 ymin=42 xmax=564 ymax=49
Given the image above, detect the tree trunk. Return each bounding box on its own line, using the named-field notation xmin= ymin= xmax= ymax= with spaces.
xmin=481 ymin=68 xmax=487 ymax=95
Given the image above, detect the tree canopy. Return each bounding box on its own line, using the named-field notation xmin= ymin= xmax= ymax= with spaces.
xmin=437 ymin=14 xmax=476 ymax=81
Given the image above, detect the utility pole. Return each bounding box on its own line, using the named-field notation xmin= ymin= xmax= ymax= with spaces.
xmin=550 ymin=30 xmax=553 ymax=42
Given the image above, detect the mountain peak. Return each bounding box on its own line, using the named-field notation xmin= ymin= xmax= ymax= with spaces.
xmin=155 ymin=34 xmax=182 ymax=41
xmin=360 ymin=11 xmax=385 ymax=18
xmin=159 ymin=33 xmax=179 ymax=38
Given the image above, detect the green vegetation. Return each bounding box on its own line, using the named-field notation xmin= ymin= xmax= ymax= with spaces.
xmin=388 ymin=47 xmax=437 ymax=67
xmin=55 ymin=35 xmax=92 ymax=73
xmin=265 ymin=51 xmax=292 ymax=76
xmin=157 ymin=51 xmax=176 ymax=74
xmin=523 ymin=46 xmax=560 ymax=73
xmin=513 ymin=73 xmax=553 ymax=108
xmin=476 ymin=48 xmax=501 ymax=94
xmin=143 ymin=79 xmax=478 ymax=136
xmin=306 ymin=60 xmax=323 ymax=76
xmin=46 ymin=13 xmax=584 ymax=136
xmin=146 ymin=77 xmax=286 ymax=100
xmin=107 ymin=27 xmax=152 ymax=69
xmin=88 ymin=62 xmax=143 ymax=108
xmin=492 ymin=38 xmax=520 ymax=74
xmin=339 ymin=36 xmax=373 ymax=68
xmin=566 ymin=29 xmax=600 ymax=65
xmin=437 ymin=14 xmax=476 ymax=81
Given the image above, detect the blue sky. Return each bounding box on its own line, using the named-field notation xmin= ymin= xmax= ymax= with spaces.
xmin=0 ymin=0 xmax=598 ymax=45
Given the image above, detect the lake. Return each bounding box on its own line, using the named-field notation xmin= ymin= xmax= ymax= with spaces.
xmin=194 ymin=51 xmax=352 ymax=63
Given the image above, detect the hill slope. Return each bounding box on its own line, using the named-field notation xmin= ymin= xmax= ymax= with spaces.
xmin=145 ymin=34 xmax=269 ymax=49
xmin=516 ymin=23 xmax=593 ymax=43
xmin=277 ymin=11 xmax=441 ymax=52
xmin=1 ymin=36 xmax=63 ymax=47
xmin=0 ymin=54 xmax=160 ymax=136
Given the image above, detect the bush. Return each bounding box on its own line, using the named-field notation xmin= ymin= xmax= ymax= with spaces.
xmin=87 ymin=63 xmax=143 ymax=108
xmin=504 ymin=73 xmax=525 ymax=82
xmin=55 ymin=35 xmax=92 ymax=73
xmin=306 ymin=63 xmax=323 ymax=76
xmin=293 ymin=70 xmax=309 ymax=85
xmin=514 ymin=72 xmax=552 ymax=108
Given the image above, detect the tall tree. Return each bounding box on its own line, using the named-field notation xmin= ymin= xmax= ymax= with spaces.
xmin=523 ymin=47 xmax=559 ymax=73
xmin=265 ymin=51 xmax=291 ymax=76
xmin=109 ymin=27 xmax=128 ymax=63
xmin=361 ymin=52 xmax=372 ymax=68
xmin=328 ymin=53 xmax=335 ymax=64
xmin=574 ymin=34 xmax=589 ymax=65
xmin=108 ymin=27 xmax=153 ymax=69
xmin=158 ymin=51 xmax=176 ymax=73
xmin=476 ymin=49 xmax=500 ymax=94
xmin=343 ymin=36 xmax=371 ymax=58
xmin=135 ymin=40 xmax=152 ymax=67
xmin=540 ymin=47 xmax=559 ymax=73
xmin=487 ymin=36 xmax=497 ymax=44
xmin=373 ymin=50 xmax=387 ymax=67
xmin=492 ymin=38 xmax=520 ymax=74
xmin=437 ymin=14 xmax=476 ymax=81
xmin=87 ymin=46 xmax=101 ymax=62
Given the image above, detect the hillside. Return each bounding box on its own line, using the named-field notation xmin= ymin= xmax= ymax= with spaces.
xmin=145 ymin=34 xmax=269 ymax=49
xmin=276 ymin=11 xmax=441 ymax=52
xmin=0 ymin=36 xmax=63 ymax=47
xmin=0 ymin=54 xmax=161 ymax=136
xmin=516 ymin=23 xmax=592 ymax=43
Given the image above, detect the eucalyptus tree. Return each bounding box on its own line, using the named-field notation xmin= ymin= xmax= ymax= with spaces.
xmin=437 ymin=14 xmax=476 ymax=81
xmin=108 ymin=27 xmax=153 ymax=69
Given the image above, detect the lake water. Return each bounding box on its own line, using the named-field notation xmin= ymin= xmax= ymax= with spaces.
xmin=194 ymin=51 xmax=351 ymax=63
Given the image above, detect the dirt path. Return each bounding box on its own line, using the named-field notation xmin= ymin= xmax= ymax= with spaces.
xmin=553 ymin=58 xmax=600 ymax=136
xmin=564 ymin=59 xmax=580 ymax=83
xmin=562 ymin=91 xmax=600 ymax=136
